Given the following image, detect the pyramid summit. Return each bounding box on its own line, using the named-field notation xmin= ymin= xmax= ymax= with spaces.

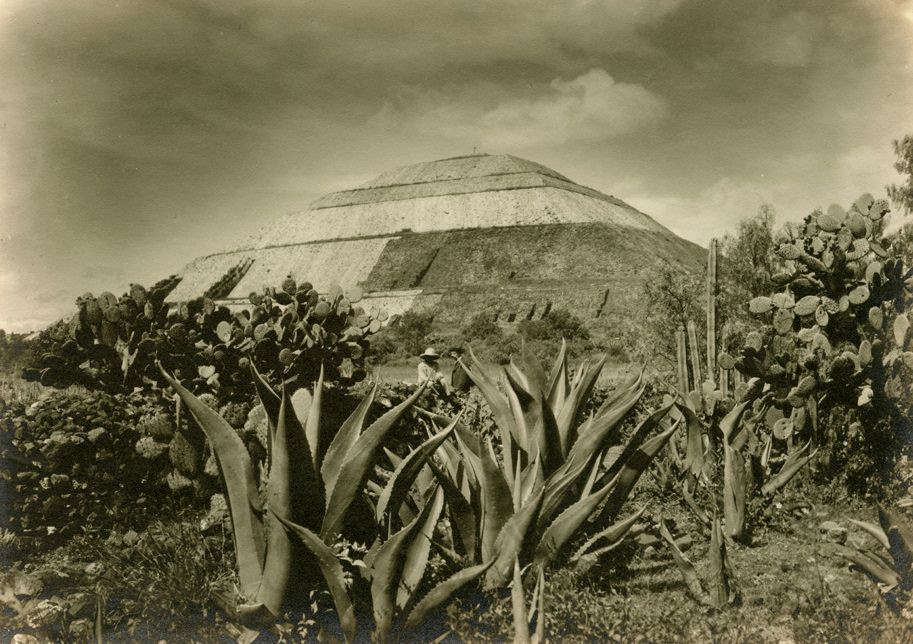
xmin=169 ymin=153 xmax=704 ymax=329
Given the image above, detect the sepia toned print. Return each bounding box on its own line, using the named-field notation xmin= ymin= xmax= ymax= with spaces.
xmin=1 ymin=2 xmax=912 ymax=641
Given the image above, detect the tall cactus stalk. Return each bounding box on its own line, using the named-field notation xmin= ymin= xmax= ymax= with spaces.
xmin=706 ymin=239 xmax=718 ymax=380
xmin=686 ymin=320 xmax=702 ymax=389
xmin=676 ymin=325 xmax=689 ymax=392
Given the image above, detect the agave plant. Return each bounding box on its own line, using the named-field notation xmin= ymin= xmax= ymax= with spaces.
xmin=159 ymin=362 xmax=428 ymax=629
xmin=674 ymin=381 xmax=817 ymax=543
xmin=838 ymin=505 xmax=913 ymax=610
xmin=276 ymin=416 xmax=496 ymax=643
xmin=659 ymin=513 xmax=739 ymax=609
xmin=427 ymin=342 xmax=679 ymax=588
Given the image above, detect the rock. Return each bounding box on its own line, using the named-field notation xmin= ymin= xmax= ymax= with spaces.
xmin=12 ymin=572 xmax=44 ymax=598
xmin=87 ymin=428 xmax=106 ymax=443
xmin=819 ymin=520 xmax=847 ymax=544
xmin=11 ymin=635 xmax=40 ymax=644
xmin=84 ymin=562 xmax=104 ymax=579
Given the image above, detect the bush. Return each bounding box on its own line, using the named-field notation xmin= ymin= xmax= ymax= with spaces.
xmin=368 ymin=310 xmax=435 ymax=363
xmin=725 ymin=195 xmax=913 ymax=485
xmin=22 ymin=277 xmax=377 ymax=400
xmin=460 ymin=309 xmax=595 ymax=365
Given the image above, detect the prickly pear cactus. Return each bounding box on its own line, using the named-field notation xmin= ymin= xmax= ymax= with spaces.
xmin=727 ymin=195 xmax=913 ymax=468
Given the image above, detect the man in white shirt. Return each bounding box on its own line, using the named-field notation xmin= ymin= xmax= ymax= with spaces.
xmin=416 ymin=347 xmax=449 ymax=392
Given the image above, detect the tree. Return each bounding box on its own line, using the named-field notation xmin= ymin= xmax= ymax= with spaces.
xmin=888 ymin=134 xmax=913 ymax=215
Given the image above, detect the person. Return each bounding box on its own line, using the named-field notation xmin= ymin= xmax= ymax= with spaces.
xmin=448 ymin=347 xmax=471 ymax=393
xmin=416 ymin=347 xmax=448 ymax=390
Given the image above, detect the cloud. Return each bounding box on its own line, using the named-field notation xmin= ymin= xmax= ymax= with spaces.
xmin=407 ymin=69 xmax=669 ymax=148
xmin=742 ymin=10 xmax=822 ymax=68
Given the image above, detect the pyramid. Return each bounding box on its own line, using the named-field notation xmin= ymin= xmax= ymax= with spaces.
xmin=168 ymin=154 xmax=704 ymax=329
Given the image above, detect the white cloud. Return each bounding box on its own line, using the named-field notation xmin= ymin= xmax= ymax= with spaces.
xmin=408 ymin=69 xmax=669 ymax=149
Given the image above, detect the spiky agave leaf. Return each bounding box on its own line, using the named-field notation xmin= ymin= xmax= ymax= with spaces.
xmin=159 ymin=365 xmax=265 ymax=601
xmin=370 ymin=485 xmax=442 ymax=643
xmin=571 ymin=506 xmax=647 ymax=562
xmin=760 ymin=442 xmax=817 ymax=496
xmin=511 ymin=558 xmax=532 ymax=644
xmin=274 ymin=512 xmax=357 ymax=643
xmin=659 ymin=516 xmax=710 ymax=606
xmin=722 ymin=441 xmax=747 ymax=542
xmin=251 ymin=385 xmax=324 ymax=617
xmin=707 ymin=515 xmax=738 ymax=608
xmin=321 ymin=385 xmax=376 ymax=500
xmin=848 ymin=518 xmax=891 ymax=550
xmin=533 ymin=473 xmax=619 ymax=566
xmin=485 ymin=489 xmax=544 ymax=589
xmin=879 ymin=505 xmax=913 ymax=586
xmin=596 ymin=422 xmax=679 ymax=524
xmin=404 ymin=559 xmax=495 ymax=631
xmin=375 ymin=417 xmax=457 ymax=524
xmin=835 ymin=544 xmax=902 ymax=589
xmin=479 ymin=437 xmax=515 ymax=563
xmin=397 ymin=486 xmax=445 ymax=610
xmin=321 ymin=383 xmax=427 ymax=540
xmin=554 ymin=355 xmax=607 ymax=455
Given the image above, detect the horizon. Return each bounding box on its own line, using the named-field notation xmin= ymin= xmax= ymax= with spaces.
xmin=2 ymin=1 xmax=912 ymax=332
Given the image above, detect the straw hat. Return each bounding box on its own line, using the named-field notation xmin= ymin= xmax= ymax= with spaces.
xmin=419 ymin=347 xmax=440 ymax=360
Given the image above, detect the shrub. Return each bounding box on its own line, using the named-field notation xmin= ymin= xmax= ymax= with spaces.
xmin=722 ymin=195 xmax=913 ymax=484
xmin=369 ymin=311 xmax=435 ymax=364
xmin=23 ymin=277 xmax=377 ymax=400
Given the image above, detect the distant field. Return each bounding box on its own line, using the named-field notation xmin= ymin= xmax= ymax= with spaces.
xmin=370 ymin=358 xmax=640 ymax=388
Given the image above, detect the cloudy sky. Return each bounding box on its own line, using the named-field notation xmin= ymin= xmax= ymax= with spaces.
xmin=1 ymin=0 xmax=912 ymax=332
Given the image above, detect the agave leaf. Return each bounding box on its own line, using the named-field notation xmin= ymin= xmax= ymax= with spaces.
xmin=545 ymin=340 xmax=570 ymax=415
xmin=659 ymin=517 xmax=710 ymax=605
xmin=159 ymin=365 xmax=264 ymax=601
xmin=321 ymin=383 xmax=427 ymax=540
xmin=416 ymin=407 xmax=480 ymax=457
xmin=251 ymin=363 xmax=281 ymax=469
xmin=720 ymin=399 xmax=752 ymax=446
xmin=597 ymin=422 xmax=679 ymax=523
xmin=463 ymin=349 xmax=517 ymax=456
xmin=538 ymin=456 xmax=592 ymax=529
xmin=397 ymin=486 xmax=445 ymax=610
xmin=563 ymin=382 xmax=649 ymax=480
xmin=707 ymin=515 xmax=736 ymax=608
xmin=255 ymin=388 xmax=314 ymax=616
xmin=404 ymin=559 xmax=494 ymax=630
xmin=376 ymin=419 xmax=457 ymax=524
xmin=511 ymin=558 xmax=531 ymax=644
xmin=572 ymin=506 xmax=646 ymax=561
xmin=835 ymin=544 xmax=902 ymax=589
xmin=760 ymin=442 xmax=817 ymax=496
xmin=517 ymin=341 xmax=548 ymax=399
xmin=677 ymin=402 xmax=705 ymax=477
xmin=429 ymin=460 xmax=478 ymax=560
xmin=848 ymin=519 xmax=890 ymax=550
xmin=722 ymin=442 xmax=746 ymax=542
xmin=532 ymin=395 xmax=563 ymax=479
xmin=485 ymin=489 xmax=545 ymax=589
xmin=878 ymin=505 xmax=913 ymax=579
xmin=533 ymin=475 xmax=617 ymax=566
xmin=274 ymin=511 xmax=357 ymax=642
xmin=370 ymin=485 xmax=441 ymax=642
xmin=531 ymin=564 xmax=545 ymax=644
xmin=306 ymin=363 xmax=324 ymax=470
xmin=555 ymin=355 xmax=607 ymax=454
xmin=503 ymin=373 xmax=530 ymax=465
xmin=480 ymin=437 xmax=515 ymax=563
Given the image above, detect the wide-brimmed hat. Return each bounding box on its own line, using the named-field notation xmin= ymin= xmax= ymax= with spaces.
xmin=419 ymin=347 xmax=440 ymax=360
